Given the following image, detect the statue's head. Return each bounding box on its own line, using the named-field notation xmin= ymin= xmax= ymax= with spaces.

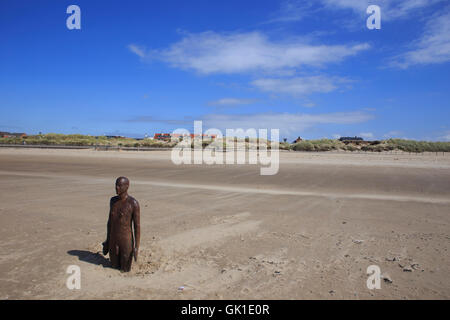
xmin=115 ymin=176 xmax=129 ymax=195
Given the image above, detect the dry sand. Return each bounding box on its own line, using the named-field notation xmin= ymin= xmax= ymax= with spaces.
xmin=0 ymin=147 xmax=449 ymax=299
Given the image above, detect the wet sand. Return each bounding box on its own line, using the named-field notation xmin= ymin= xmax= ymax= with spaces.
xmin=0 ymin=148 xmax=449 ymax=299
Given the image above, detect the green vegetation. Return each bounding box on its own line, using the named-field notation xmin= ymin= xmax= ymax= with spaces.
xmin=385 ymin=139 xmax=450 ymax=153
xmin=1 ymin=134 xmax=449 ymax=152
xmin=0 ymin=133 xmax=176 ymax=148
xmin=292 ymin=139 xmax=343 ymax=151
xmin=291 ymin=138 xmax=450 ymax=152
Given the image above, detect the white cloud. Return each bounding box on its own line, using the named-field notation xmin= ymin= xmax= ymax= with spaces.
xmin=321 ymin=0 xmax=371 ymax=14
xmin=251 ymin=76 xmax=349 ymax=96
xmin=439 ymin=131 xmax=450 ymax=141
xmin=202 ymin=111 xmax=374 ymax=135
xmin=391 ymin=11 xmax=450 ymax=68
xmin=266 ymin=0 xmax=444 ymax=25
xmin=266 ymin=0 xmax=314 ymax=23
xmin=207 ymin=98 xmax=258 ymax=106
xmin=389 ymin=0 xmax=445 ymax=19
xmin=359 ymin=132 xmax=374 ymax=139
xmin=133 ymin=31 xmax=369 ymax=75
xmin=383 ymin=130 xmax=402 ymax=138
xmin=332 ymin=133 xmax=341 ymax=139
xmin=128 ymin=44 xmax=146 ymax=58
xmin=320 ymin=0 xmax=444 ymax=20
xmin=303 ymin=102 xmax=317 ymax=108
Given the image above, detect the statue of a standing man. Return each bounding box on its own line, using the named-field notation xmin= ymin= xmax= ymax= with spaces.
xmin=102 ymin=177 xmax=140 ymax=272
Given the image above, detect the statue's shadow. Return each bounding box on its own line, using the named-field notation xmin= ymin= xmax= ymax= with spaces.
xmin=67 ymin=250 xmax=111 ymax=268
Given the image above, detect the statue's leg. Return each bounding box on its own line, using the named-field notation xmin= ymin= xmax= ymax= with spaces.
xmin=109 ymin=243 xmax=120 ymax=269
xmin=119 ymin=240 xmax=133 ymax=272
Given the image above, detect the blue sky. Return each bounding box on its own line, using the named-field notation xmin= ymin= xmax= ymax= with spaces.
xmin=1 ymin=0 xmax=449 ymax=141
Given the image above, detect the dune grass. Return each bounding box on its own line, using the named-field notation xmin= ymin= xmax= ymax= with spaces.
xmin=0 ymin=133 xmax=175 ymax=148
xmin=1 ymin=134 xmax=449 ymax=152
xmin=291 ymin=138 xmax=450 ymax=152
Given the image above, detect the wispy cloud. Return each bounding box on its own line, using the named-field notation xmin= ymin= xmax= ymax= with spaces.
xmin=332 ymin=133 xmax=341 ymax=139
xmin=384 ymin=0 xmax=444 ymax=20
xmin=439 ymin=131 xmax=450 ymax=141
xmin=202 ymin=111 xmax=374 ymax=136
xmin=303 ymin=102 xmax=317 ymax=108
xmin=390 ymin=11 xmax=450 ymax=68
xmin=130 ymin=31 xmax=369 ymax=75
xmin=266 ymin=0 xmax=314 ymax=23
xmin=128 ymin=44 xmax=146 ymax=58
xmin=383 ymin=130 xmax=402 ymax=138
xmin=126 ymin=116 xmax=192 ymax=125
xmin=207 ymin=98 xmax=258 ymax=106
xmin=320 ymin=0 xmax=370 ymax=15
xmin=263 ymin=0 xmax=443 ymax=26
xmin=126 ymin=111 xmax=374 ymax=137
xmin=251 ymin=76 xmax=350 ymax=96
xmin=359 ymin=132 xmax=374 ymax=139
xmin=320 ymin=0 xmax=444 ymax=20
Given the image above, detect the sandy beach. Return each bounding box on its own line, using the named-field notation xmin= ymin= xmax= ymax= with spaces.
xmin=0 ymin=147 xmax=449 ymax=299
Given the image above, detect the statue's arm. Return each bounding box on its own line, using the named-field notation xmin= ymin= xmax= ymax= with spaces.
xmin=107 ymin=198 xmax=113 ymax=243
xmin=132 ymin=199 xmax=141 ymax=259
xmin=103 ymin=198 xmax=113 ymax=254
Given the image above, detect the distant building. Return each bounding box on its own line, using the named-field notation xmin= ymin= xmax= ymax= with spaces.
xmin=153 ymin=133 xmax=171 ymax=140
xmin=293 ymin=136 xmax=303 ymax=143
xmin=0 ymin=131 xmax=27 ymax=138
xmin=339 ymin=136 xmax=364 ymax=142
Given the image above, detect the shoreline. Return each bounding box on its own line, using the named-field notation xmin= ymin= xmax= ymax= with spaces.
xmin=1 ymin=143 xmax=449 ymax=155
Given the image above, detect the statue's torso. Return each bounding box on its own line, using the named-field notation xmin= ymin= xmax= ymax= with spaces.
xmin=110 ymin=196 xmax=135 ymax=241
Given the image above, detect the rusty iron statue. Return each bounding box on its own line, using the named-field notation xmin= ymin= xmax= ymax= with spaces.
xmin=102 ymin=177 xmax=140 ymax=272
